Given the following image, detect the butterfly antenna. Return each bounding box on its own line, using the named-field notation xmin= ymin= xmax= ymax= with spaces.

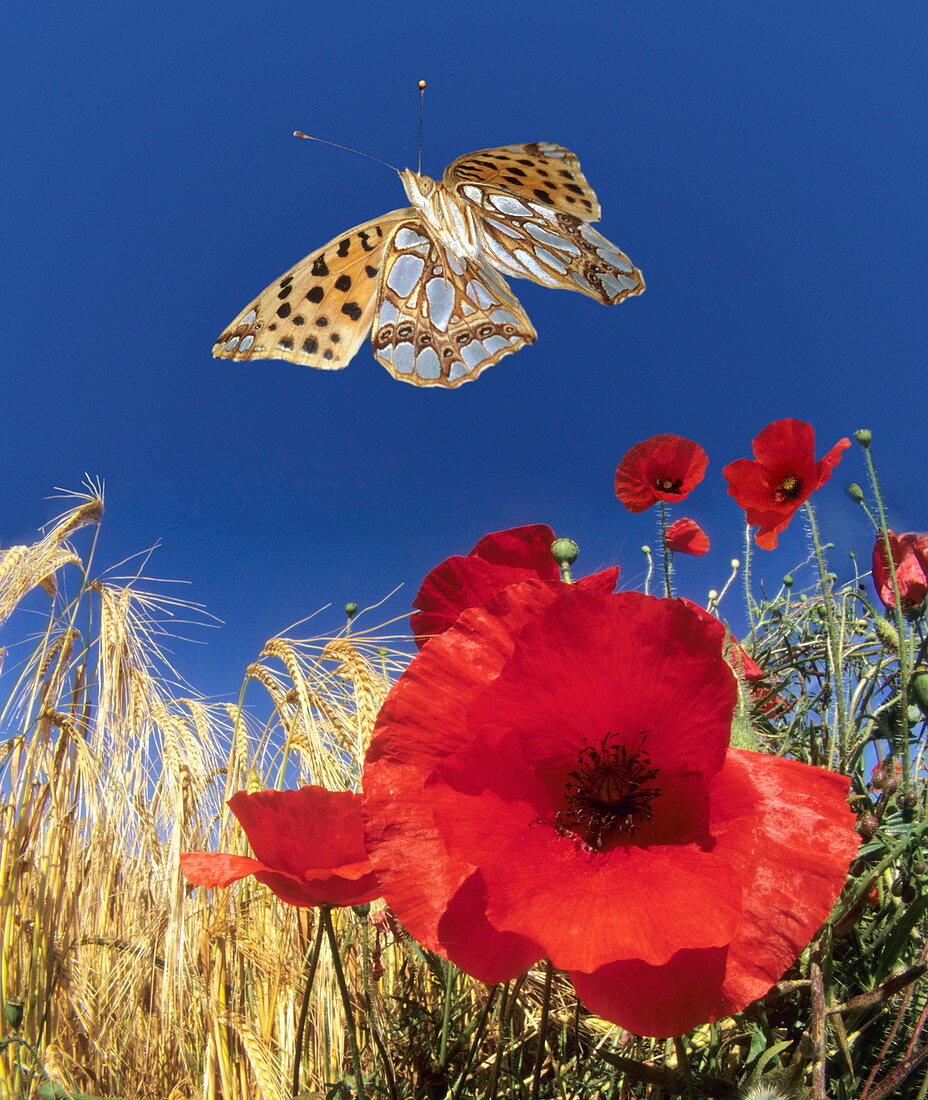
xmin=417 ymin=79 xmax=427 ymax=174
xmin=292 ymin=132 xmax=400 ymax=173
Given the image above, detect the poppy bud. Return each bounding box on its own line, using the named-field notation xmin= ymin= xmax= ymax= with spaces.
xmin=550 ymin=538 xmax=579 ymax=566
xmin=891 ymin=876 xmax=907 ymax=897
xmin=874 ymin=617 xmax=899 ymax=653
xmin=3 ymin=998 xmax=23 ymax=1029
xmin=352 ymin=902 xmax=371 ymax=918
xmin=913 ymin=861 xmax=927 ymax=876
xmin=899 ymin=789 xmax=918 ymax=810
xmin=783 ymin=574 xmax=794 ymax=588
xmin=901 ymin=883 xmax=918 ymax=904
xmin=846 ymin=483 xmax=865 ymax=503
xmin=856 ymin=814 xmax=879 ymax=840
xmin=345 ymin=603 xmax=359 ymax=619
xmin=854 ymin=429 xmax=872 ymax=448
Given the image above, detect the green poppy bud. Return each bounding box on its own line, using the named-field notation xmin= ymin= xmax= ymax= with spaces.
xmin=856 ymin=814 xmax=879 ymax=841
xmin=846 ymin=483 xmax=865 ymax=503
xmin=3 ymin=998 xmax=23 ymax=1029
xmin=854 ymin=429 xmax=872 ymax=447
xmin=783 ymin=574 xmax=794 ymax=588
xmin=912 ymin=666 xmax=928 ymax=717
xmin=344 ymin=603 xmax=359 ymax=619
xmin=874 ymin=616 xmax=899 ymax=653
xmin=550 ymin=538 xmax=579 ymax=566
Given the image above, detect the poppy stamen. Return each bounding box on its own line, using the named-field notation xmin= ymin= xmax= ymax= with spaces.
xmin=654 ymin=476 xmax=683 ymax=494
xmin=773 ymin=473 xmax=803 ymax=502
xmin=557 ymin=734 xmax=661 ymax=850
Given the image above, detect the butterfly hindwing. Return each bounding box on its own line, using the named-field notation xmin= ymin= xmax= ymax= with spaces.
xmin=212 ymin=209 xmax=413 ymax=369
xmin=371 ymin=220 xmax=536 ymax=388
xmin=444 ymin=143 xmax=602 ymax=222
xmin=449 ymin=182 xmax=645 ymax=305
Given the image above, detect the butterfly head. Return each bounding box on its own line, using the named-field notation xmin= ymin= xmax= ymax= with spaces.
xmin=399 ymin=169 xmax=438 ymax=211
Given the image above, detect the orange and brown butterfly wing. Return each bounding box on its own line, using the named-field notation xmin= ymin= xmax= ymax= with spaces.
xmin=443 ymin=142 xmax=602 ymax=222
xmin=212 ymin=209 xmax=413 ymax=370
xmin=371 ymin=220 xmax=536 ymax=388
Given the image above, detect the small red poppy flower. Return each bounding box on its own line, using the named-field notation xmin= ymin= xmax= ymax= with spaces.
xmin=363 ymin=586 xmax=859 ymax=1037
xmin=665 ymin=517 xmax=710 ymax=556
xmin=722 ymin=419 xmax=851 ymax=550
xmin=410 ymin=524 xmax=619 ymax=648
xmin=872 ymin=531 xmax=928 ymax=611
xmin=181 ymin=785 xmax=381 ymax=908
xmin=614 ymin=435 xmax=709 ymax=514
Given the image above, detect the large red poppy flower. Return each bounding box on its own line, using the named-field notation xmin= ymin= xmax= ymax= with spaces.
xmin=363 ymin=586 xmax=858 ymax=1037
xmin=181 ymin=785 xmax=381 ymax=908
xmin=872 ymin=530 xmax=928 ymax=611
xmin=722 ymin=419 xmax=850 ymax=550
xmin=665 ymin=517 xmax=710 ymax=556
xmin=614 ymin=435 xmax=709 ymax=513
xmin=410 ymin=524 xmax=619 ymax=648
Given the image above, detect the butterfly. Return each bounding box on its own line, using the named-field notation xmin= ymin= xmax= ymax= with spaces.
xmin=213 ymin=142 xmax=644 ymax=388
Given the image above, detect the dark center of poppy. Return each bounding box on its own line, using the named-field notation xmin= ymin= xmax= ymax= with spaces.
xmin=773 ymin=473 xmax=803 ymax=502
xmin=555 ymin=734 xmax=661 ymax=850
xmin=654 ymin=475 xmax=683 ymax=494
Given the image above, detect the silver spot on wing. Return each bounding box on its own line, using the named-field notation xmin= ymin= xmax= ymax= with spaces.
xmin=386 ymin=254 xmax=425 ymax=297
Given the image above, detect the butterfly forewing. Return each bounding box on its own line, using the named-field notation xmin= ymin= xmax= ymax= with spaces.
xmin=213 ymin=210 xmax=413 ymax=369
xmin=444 ymin=143 xmax=602 ymax=222
xmin=371 ymin=220 xmax=536 ymax=388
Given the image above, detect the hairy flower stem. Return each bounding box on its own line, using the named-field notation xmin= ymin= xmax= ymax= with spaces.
xmin=321 ymin=906 xmax=367 ymax=1100
xmin=439 ymin=960 xmax=455 ymax=1070
xmin=450 ymin=985 xmax=498 ymax=1100
xmin=672 ymin=1036 xmax=696 ymax=1098
xmin=359 ymin=917 xmax=398 ymax=1100
xmin=861 ymin=444 xmax=913 ymax=788
xmin=292 ymin=914 xmax=327 ymax=1097
xmin=530 ymin=961 xmax=555 ymax=1100
xmin=658 ymin=501 xmax=673 ymax=597
xmin=743 ymin=524 xmax=757 ymax=630
xmin=803 ymin=502 xmax=848 ymax=769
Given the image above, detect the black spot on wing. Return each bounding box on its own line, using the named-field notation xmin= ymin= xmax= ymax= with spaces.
xmin=341 ymin=301 xmax=362 ymax=321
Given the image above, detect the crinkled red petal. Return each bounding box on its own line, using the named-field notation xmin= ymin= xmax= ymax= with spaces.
xmin=469 ymin=525 xmax=559 ymax=571
xmin=705 ymin=749 xmax=859 ymax=1013
xmin=180 ymin=852 xmax=263 ymax=888
xmin=614 ymin=434 xmax=708 ymax=512
xmin=364 ymin=580 xmax=564 ymax=959
xmin=228 ymin=786 xmax=373 ymax=886
xmin=666 ymin=517 xmax=710 ymax=555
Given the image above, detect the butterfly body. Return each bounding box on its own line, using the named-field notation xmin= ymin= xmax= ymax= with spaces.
xmin=214 ymin=143 xmax=644 ymax=387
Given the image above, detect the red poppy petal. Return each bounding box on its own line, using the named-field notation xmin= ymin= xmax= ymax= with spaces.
xmin=470 ymin=525 xmax=559 ymax=572
xmin=465 ymin=591 xmax=735 ymax=781
xmin=666 ymin=518 xmax=710 ymax=556
xmin=228 ymin=786 xmax=371 ymax=884
xmin=180 ymin=852 xmax=264 ymax=888
xmin=574 ymin=565 xmax=621 ymax=593
xmin=437 ymin=871 xmax=544 ymax=983
xmin=817 ymin=436 xmax=852 ymax=476
xmin=570 ymin=947 xmax=729 ymax=1038
xmin=364 ymin=580 xmax=564 ymax=955
xmin=750 ymin=418 xmax=815 ymax=470
xmin=411 ymin=555 xmax=544 ymax=646
xmin=706 ymin=749 xmax=859 ymax=1013
xmin=428 ymin=772 xmax=742 ymax=970
xmin=254 ymin=868 xmax=381 ymax=909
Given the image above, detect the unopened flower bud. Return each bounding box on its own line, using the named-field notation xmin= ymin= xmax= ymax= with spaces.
xmin=854 ymin=429 xmax=872 ymax=448
xmin=891 ymin=875 xmax=907 ymax=897
xmin=913 ymin=861 xmax=927 ymax=876
xmin=846 ymin=483 xmax=865 ymax=503
xmin=352 ymin=902 xmax=371 ymax=918
xmin=912 ymin=668 xmax=928 ymax=716
xmin=856 ymin=814 xmax=879 ymax=840
xmin=345 ymin=603 xmax=359 ymax=619
xmin=550 ymin=538 xmax=579 ymax=565
xmin=874 ymin=617 xmax=899 ymax=653
xmin=783 ymin=574 xmax=794 ymax=588
xmin=901 ymin=883 xmax=918 ymax=904
xmin=3 ymin=998 xmax=23 ymax=1029
xmin=899 ymin=789 xmax=918 ymax=810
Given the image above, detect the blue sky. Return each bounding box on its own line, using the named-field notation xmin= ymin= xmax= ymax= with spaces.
xmin=2 ymin=2 xmax=925 ymax=699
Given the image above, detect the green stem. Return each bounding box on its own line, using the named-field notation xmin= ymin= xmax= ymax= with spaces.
xmin=321 ymin=907 xmax=367 ymax=1100
xmin=292 ymin=912 xmax=327 ymax=1097
xmin=861 ymin=445 xmax=913 ymax=788
xmin=658 ymin=501 xmax=673 ymax=597
xmin=451 ymin=986 xmax=498 ymax=1100
xmin=530 ymin=961 xmax=555 ymax=1100
xmin=359 ymin=915 xmax=398 ymax=1100
xmin=803 ymin=502 xmax=848 ymax=769
xmin=742 ymin=524 xmax=756 ymax=630
xmin=439 ymin=959 xmax=455 ymax=1068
